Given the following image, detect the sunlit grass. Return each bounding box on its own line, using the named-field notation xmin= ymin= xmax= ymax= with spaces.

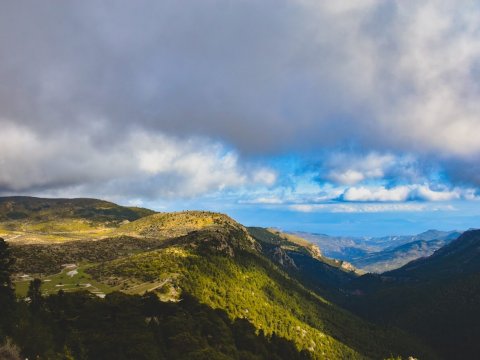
xmin=15 ymin=263 xmax=116 ymax=298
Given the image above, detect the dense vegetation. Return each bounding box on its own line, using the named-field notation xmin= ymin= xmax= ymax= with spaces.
xmin=1 ymin=238 xmax=311 ymax=359
xmin=2 ymin=234 xmax=428 ymax=359
xmin=11 ymin=236 xmax=162 ymax=275
xmin=84 ymin=231 xmax=429 ymax=359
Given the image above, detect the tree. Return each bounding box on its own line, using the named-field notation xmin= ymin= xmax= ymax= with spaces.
xmin=27 ymin=278 xmax=43 ymax=312
xmin=0 ymin=238 xmax=16 ymax=337
xmin=0 ymin=238 xmax=14 ymax=289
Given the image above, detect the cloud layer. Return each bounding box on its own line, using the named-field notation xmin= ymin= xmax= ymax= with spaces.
xmin=0 ymin=119 xmax=275 ymax=198
xmin=1 ymin=1 xmax=480 ymax=202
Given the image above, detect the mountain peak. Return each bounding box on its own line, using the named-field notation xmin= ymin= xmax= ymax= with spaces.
xmin=119 ymin=210 xmax=246 ymax=238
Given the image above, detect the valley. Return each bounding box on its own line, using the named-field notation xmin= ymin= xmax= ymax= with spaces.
xmin=293 ymin=230 xmax=461 ymax=273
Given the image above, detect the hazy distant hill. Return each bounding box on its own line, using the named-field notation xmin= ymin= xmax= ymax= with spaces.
xmin=350 ymin=234 xmax=460 ymax=273
xmin=292 ymin=230 xmax=461 ymax=272
xmin=291 ymin=232 xmax=374 ymax=260
xmin=387 ymin=228 xmax=480 ymax=280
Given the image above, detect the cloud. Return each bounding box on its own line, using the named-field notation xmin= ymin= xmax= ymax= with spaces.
xmin=1 ymin=0 xmax=480 ymax=199
xmin=289 ymin=203 xmax=430 ymax=213
xmin=342 ymin=186 xmax=411 ymax=202
xmin=341 ymin=184 xmax=478 ymax=202
xmin=320 ymin=152 xmax=400 ymax=185
xmin=241 ymin=197 xmax=284 ymax=205
xmin=0 ymin=119 xmax=275 ymax=199
xmin=288 ymin=202 xmax=457 ymax=213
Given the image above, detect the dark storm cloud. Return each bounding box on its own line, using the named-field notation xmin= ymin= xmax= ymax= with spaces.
xmin=0 ymin=1 xmax=397 ymax=151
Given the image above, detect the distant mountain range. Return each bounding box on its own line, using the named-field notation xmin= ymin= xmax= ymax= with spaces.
xmin=291 ymin=229 xmax=462 ymax=272
xmin=345 ymin=229 xmax=480 ymax=359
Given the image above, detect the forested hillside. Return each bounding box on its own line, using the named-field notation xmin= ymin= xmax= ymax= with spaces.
xmin=0 ymin=196 xmax=432 ymax=359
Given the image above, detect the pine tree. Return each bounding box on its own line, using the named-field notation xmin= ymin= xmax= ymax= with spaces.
xmin=27 ymin=278 xmax=43 ymax=313
xmin=0 ymin=238 xmax=16 ymax=337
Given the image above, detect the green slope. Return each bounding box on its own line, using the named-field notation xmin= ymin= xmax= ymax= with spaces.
xmin=85 ymin=225 xmax=430 ymax=359
xmin=0 ymin=196 xmax=155 ymax=242
xmin=0 ymin=196 xmax=154 ymax=223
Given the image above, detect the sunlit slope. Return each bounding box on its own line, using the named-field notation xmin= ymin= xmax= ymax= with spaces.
xmin=0 ymin=196 xmax=154 ymax=243
xmin=87 ymin=223 xmax=431 ymax=359
xmin=116 ymin=210 xmax=251 ymax=239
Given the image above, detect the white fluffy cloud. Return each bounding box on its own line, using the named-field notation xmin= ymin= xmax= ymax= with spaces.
xmin=289 ymin=203 xmax=437 ymax=213
xmin=323 ymin=153 xmax=398 ymax=185
xmin=341 ymin=184 xmax=477 ymax=202
xmin=382 ymin=2 xmax=480 ymax=157
xmin=0 ymin=120 xmax=275 ymax=199
xmin=342 ymin=186 xmax=411 ymax=202
xmin=241 ymin=197 xmax=284 ymax=205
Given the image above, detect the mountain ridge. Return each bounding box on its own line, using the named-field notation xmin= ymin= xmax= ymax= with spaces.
xmin=291 ymin=229 xmax=461 ymax=272
xmin=0 ymin=196 xmax=432 ymax=359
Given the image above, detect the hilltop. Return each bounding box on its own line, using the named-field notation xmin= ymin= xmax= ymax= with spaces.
xmin=0 ymin=196 xmax=155 ymax=243
xmin=118 ymin=210 xmax=251 ymax=239
xmin=0 ymin=196 xmax=154 ymax=222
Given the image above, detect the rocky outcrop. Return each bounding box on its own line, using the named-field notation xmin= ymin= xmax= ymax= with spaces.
xmin=269 ymin=246 xmax=297 ymax=269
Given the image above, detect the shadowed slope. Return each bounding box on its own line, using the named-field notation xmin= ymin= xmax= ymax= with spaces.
xmin=347 ymin=230 xmax=480 ymax=359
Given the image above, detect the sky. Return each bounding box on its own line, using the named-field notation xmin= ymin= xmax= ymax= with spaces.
xmin=1 ymin=1 xmax=480 ymax=236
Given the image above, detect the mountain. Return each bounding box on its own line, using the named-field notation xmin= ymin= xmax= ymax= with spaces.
xmin=0 ymin=196 xmax=155 ymax=243
xmin=248 ymin=227 xmax=360 ymax=295
xmin=292 ymin=230 xmax=461 ymax=272
xmin=0 ymin=196 xmax=154 ymax=222
xmin=386 ymin=228 xmax=480 ymax=280
xmin=291 ymin=232 xmax=375 ymax=260
xmin=369 ymin=229 xmax=461 ymax=249
xmin=346 ymin=229 xmax=480 ymax=359
xmin=1 ymin=196 xmax=431 ymax=359
xmin=350 ymin=236 xmax=459 ymax=273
